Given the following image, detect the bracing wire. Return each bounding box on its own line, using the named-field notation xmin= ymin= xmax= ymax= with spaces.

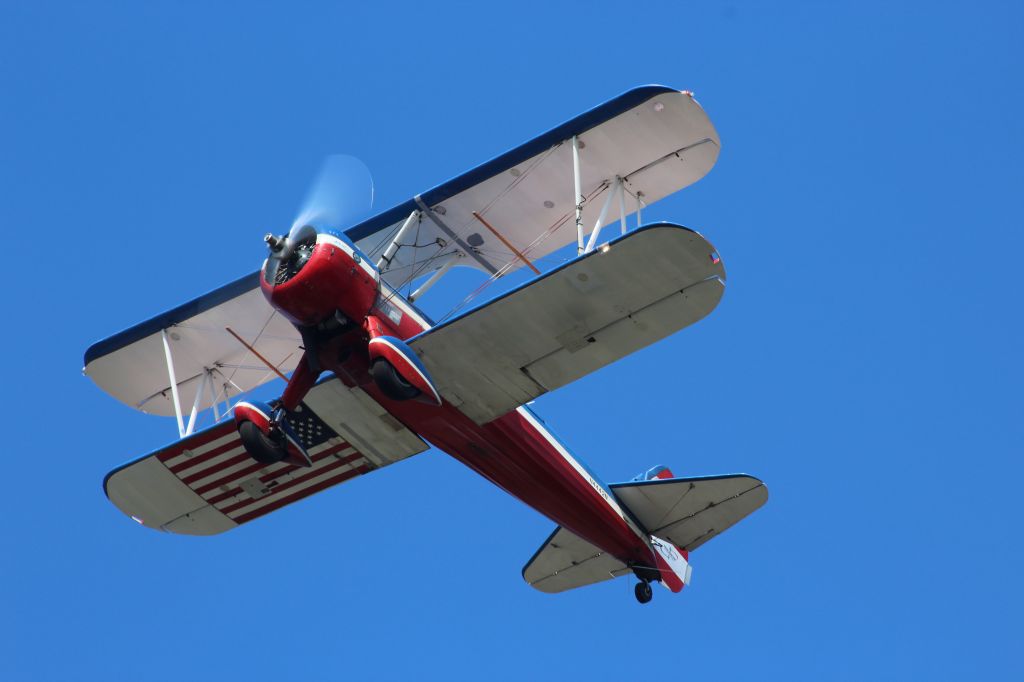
xmin=436 ymin=181 xmax=609 ymax=323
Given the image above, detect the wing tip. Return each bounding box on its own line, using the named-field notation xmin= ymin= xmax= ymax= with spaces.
xmin=102 ymin=458 xmax=137 ymax=502
xmin=82 ymin=269 xmax=260 ymax=367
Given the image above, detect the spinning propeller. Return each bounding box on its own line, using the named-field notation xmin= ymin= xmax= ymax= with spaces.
xmin=264 ymin=155 xmax=374 ymax=285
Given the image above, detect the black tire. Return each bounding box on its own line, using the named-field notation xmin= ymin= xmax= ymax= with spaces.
xmin=634 ymin=581 xmax=653 ymax=604
xmin=370 ymin=358 xmax=421 ymax=401
xmin=238 ymin=420 xmax=288 ymax=464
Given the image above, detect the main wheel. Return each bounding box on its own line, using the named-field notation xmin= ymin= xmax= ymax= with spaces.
xmin=370 ymin=358 xmax=421 ymax=401
xmin=634 ymin=581 xmax=653 ymax=604
xmin=238 ymin=420 xmax=288 ymax=464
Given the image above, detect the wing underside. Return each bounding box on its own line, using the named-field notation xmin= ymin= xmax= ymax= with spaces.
xmin=84 ymin=273 xmax=302 ymax=418
xmin=84 ymin=86 xmax=717 ymax=422
xmin=105 ymin=377 xmax=428 ymax=534
xmin=350 ymin=86 xmax=719 ymax=291
xmin=410 ymin=223 xmax=725 ymax=424
xmin=522 ymin=526 xmax=633 ymax=594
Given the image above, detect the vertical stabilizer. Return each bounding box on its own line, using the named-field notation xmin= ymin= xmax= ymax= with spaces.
xmin=651 ymin=535 xmax=693 ymax=592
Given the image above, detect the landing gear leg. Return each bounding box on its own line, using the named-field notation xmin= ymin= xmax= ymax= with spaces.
xmin=234 ymin=349 xmax=321 ymax=468
xmin=280 ymin=350 xmax=321 ymax=412
xmin=634 ymin=581 xmax=653 ymax=604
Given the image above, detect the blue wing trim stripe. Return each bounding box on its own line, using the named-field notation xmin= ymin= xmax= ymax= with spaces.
xmin=83 ymin=271 xmax=260 ymax=367
xmin=608 ymin=473 xmax=764 ymax=489
xmin=344 ymin=85 xmax=675 ymax=243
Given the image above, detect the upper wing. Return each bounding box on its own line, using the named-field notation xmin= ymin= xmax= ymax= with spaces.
xmin=105 ymin=377 xmax=428 ymax=534
xmin=84 ymin=273 xmax=302 ymax=417
xmin=408 ymin=223 xmax=725 ymax=424
xmin=610 ymin=475 xmax=768 ymax=552
xmin=349 ymin=85 xmax=719 ymax=290
xmin=84 ymin=86 xmax=716 ymax=418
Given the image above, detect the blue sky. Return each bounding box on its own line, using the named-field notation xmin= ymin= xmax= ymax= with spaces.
xmin=2 ymin=1 xmax=1022 ymax=679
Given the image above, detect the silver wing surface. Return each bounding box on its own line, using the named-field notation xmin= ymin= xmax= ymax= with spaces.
xmin=523 ymin=474 xmax=767 ymax=593
xmin=351 ymin=86 xmax=719 ymax=290
xmin=610 ymin=474 xmax=768 ymax=552
xmin=409 ymin=223 xmax=725 ymax=424
xmin=521 ymin=526 xmax=632 ymax=594
xmin=105 ymin=377 xmax=428 ymax=534
xmin=84 ymin=273 xmax=301 ymax=417
xmin=84 ymin=86 xmax=717 ymax=419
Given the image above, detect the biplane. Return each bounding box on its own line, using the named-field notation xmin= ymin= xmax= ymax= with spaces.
xmin=85 ymin=85 xmax=767 ymax=603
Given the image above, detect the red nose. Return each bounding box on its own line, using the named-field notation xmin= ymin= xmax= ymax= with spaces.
xmin=260 ymin=237 xmax=378 ymax=327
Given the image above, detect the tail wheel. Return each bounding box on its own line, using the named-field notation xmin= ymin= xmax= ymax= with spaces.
xmin=370 ymin=358 xmax=421 ymax=401
xmin=634 ymin=581 xmax=653 ymax=604
xmin=238 ymin=420 xmax=288 ymax=464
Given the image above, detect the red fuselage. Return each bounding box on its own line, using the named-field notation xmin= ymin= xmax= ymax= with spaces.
xmin=262 ymin=231 xmax=657 ymax=573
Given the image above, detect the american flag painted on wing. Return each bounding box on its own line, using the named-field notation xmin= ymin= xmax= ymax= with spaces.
xmin=154 ymin=403 xmax=373 ymax=526
xmin=283 ymin=406 xmax=332 ymax=450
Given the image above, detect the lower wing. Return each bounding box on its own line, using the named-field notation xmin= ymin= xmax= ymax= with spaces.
xmin=105 ymin=377 xmax=428 ymax=534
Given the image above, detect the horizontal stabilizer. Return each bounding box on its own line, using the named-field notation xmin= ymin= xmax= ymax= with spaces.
xmin=610 ymin=474 xmax=767 ymax=552
xmin=523 ymin=473 xmax=766 ymax=594
xmin=522 ymin=526 xmax=633 ymax=594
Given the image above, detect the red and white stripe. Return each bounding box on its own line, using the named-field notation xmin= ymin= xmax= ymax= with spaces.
xmin=156 ymin=421 xmax=372 ymax=525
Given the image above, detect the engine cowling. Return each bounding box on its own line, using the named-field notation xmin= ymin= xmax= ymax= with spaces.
xmin=260 ymin=229 xmax=378 ymax=327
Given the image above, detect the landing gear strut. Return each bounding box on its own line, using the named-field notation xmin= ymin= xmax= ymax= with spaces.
xmin=634 ymin=581 xmax=653 ymax=604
